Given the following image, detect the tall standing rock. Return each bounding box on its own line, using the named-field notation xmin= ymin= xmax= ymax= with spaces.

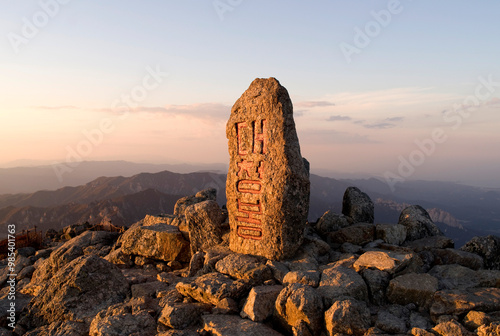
xmin=226 ymin=77 xmax=310 ymax=260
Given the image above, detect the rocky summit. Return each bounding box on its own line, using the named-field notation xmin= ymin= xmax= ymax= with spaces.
xmin=1 ymin=78 xmax=500 ymax=336
xmin=226 ymin=77 xmax=310 ymax=260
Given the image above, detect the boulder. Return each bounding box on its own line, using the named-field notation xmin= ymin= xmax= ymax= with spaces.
xmin=185 ymin=200 xmax=225 ymax=255
xmin=240 ymin=285 xmax=282 ymax=322
xmin=428 ymin=264 xmax=500 ymax=290
xmin=89 ymin=304 xmax=156 ymax=336
xmin=175 ymin=272 xmax=250 ymax=305
xmin=23 ymin=321 xmax=88 ymax=336
xmin=461 ymin=235 xmax=500 ymax=270
xmin=226 ymin=77 xmax=310 ymax=260
xmin=282 ymin=270 xmax=320 ymax=287
xmin=315 ymin=211 xmax=350 ymax=240
xmin=215 ymin=253 xmax=272 ymax=284
xmin=173 ymin=188 xmax=216 ymax=217
xmin=376 ymin=223 xmax=407 ymax=245
xmin=430 ymin=287 xmax=500 ymax=317
xmin=404 ymin=236 xmax=454 ymax=252
xmin=433 ymin=248 xmax=484 ymax=270
xmin=330 ymin=223 xmax=375 ymax=246
xmin=387 ymin=273 xmax=438 ymax=309
xmin=361 ymin=269 xmax=390 ymax=305
xmin=353 ymin=250 xmax=413 ymax=274
xmin=274 ymin=283 xmax=324 ymax=335
xmin=158 ymin=302 xmax=211 ymax=329
xmin=318 ymin=265 xmax=368 ymax=306
xmin=463 ymin=310 xmax=492 ymax=330
xmin=20 ymin=255 xmax=129 ymax=329
xmin=324 ymin=298 xmax=371 ymax=336
xmin=202 ymin=314 xmax=284 ymax=336
xmin=375 ymin=310 xmax=407 ymax=334
xmin=342 ymin=186 xmax=374 ymax=223
xmin=432 ymin=320 xmax=473 ymax=336
xmin=121 ymin=223 xmax=190 ymax=262
xmin=398 ymin=205 xmax=442 ymax=241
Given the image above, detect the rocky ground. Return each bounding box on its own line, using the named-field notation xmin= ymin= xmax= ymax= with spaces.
xmin=0 ymin=187 xmax=499 ymax=336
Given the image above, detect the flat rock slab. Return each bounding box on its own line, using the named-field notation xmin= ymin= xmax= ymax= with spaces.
xmin=353 ymin=250 xmax=413 ymax=274
xmin=175 ymin=272 xmax=250 ymax=305
xmin=387 ymin=273 xmax=438 ymax=309
xmin=430 ymin=287 xmax=500 ymax=317
xmin=226 ymin=77 xmax=310 ymax=260
xmin=202 ymin=314 xmax=284 ymax=336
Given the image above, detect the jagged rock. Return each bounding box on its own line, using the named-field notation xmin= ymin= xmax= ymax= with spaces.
xmin=330 ymin=223 xmax=375 ymax=245
xmin=17 ymin=247 xmax=36 ymax=258
xmin=433 ymin=248 xmax=484 ymax=270
xmin=315 ymin=211 xmax=350 ymax=240
xmin=428 ymin=264 xmax=500 ymax=290
xmin=174 ymin=188 xmax=216 ymax=217
xmin=121 ymin=267 xmax=157 ymax=285
xmin=353 ymin=251 xmax=413 ymax=274
xmin=226 ymin=77 xmax=310 ymax=260
xmin=318 ymin=265 xmax=368 ymax=306
xmin=0 ymin=292 xmax=32 ymax=329
xmin=0 ymin=254 xmax=31 ymax=287
xmin=387 ymin=273 xmax=438 ymax=309
xmin=89 ymin=304 xmax=156 ymax=336
xmin=404 ymin=236 xmax=454 ymax=252
xmin=104 ymin=247 xmax=133 ymax=267
xmin=185 ymin=200 xmax=225 ymax=255
xmin=157 ymin=330 xmax=199 ymax=336
xmin=476 ymin=322 xmax=500 ymax=336
xmin=361 ymin=269 xmax=390 ymax=305
xmin=282 ymin=270 xmax=320 ymax=287
xmin=214 ymin=297 xmax=239 ymax=314
xmin=266 ymin=260 xmax=290 ymax=284
xmin=121 ymin=223 xmax=190 ymax=262
xmin=158 ymin=288 xmax=184 ymax=308
xmin=410 ymin=311 xmax=431 ymax=330
xmin=158 ymin=302 xmax=211 ymax=329
xmin=376 ymin=223 xmax=407 ymax=245
xmin=274 ymin=283 xmax=323 ymax=335
xmin=0 ymin=327 xmax=13 ymax=336
xmin=240 ymin=285 xmax=282 ymax=322
xmin=20 ymin=255 xmax=129 ymax=329
xmin=186 ymin=251 xmax=205 ymax=277
xmin=342 ymin=186 xmax=374 ymax=223
xmin=463 ymin=310 xmax=491 ymax=330
xmin=430 ymin=287 xmax=500 ymax=317
xmin=341 ymin=242 xmax=362 ymax=254
xmin=461 ymin=235 xmax=500 ymax=270
xmin=215 ymin=253 xmax=272 ymax=285
xmin=16 ymin=265 xmax=35 ymax=280
xmin=324 ymin=297 xmax=371 ymax=336
xmin=202 ymin=314 xmax=284 ymax=336
xmin=398 ymin=205 xmax=442 ymax=241
xmin=175 ymin=272 xmax=250 ymax=305
xmin=432 ymin=320 xmax=473 ymax=336
xmin=375 ymin=310 xmax=407 ymax=334
xmin=24 ymin=231 xmax=118 ymax=295
xmin=23 ymin=321 xmax=88 ymax=336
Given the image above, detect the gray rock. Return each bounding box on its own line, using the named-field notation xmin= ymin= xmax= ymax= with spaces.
xmin=330 ymin=223 xmax=375 ymax=246
xmin=353 ymin=250 xmax=413 ymax=274
xmin=398 ymin=205 xmax=442 ymax=241
xmin=266 ymin=260 xmax=290 ymax=284
xmin=387 ymin=273 xmax=438 ymax=309
xmin=202 ymin=314 xmax=284 ymax=336
xmin=318 ymin=265 xmax=368 ymax=306
xmin=17 ymin=247 xmax=36 ymax=258
xmin=429 ymin=264 xmax=500 ymax=290
xmin=461 ymin=235 xmax=500 ymax=270
xmin=342 ymin=186 xmax=374 ymax=223
xmin=20 ymin=255 xmax=129 ymax=329
xmin=185 ymin=200 xmax=225 ymax=255
xmin=282 ymin=270 xmax=320 ymax=287
xmin=315 ymin=211 xmax=350 ymax=241
xmin=226 ymin=77 xmax=310 ymax=260
xmin=433 ymin=248 xmax=484 ymax=270
xmin=174 ymin=188 xmax=216 ymax=217
xmin=430 ymin=287 xmax=500 ymax=318
xmin=376 ymin=223 xmax=407 ymax=245
xmin=324 ymin=297 xmax=371 ymax=336
xmin=404 ymin=235 xmax=454 ymax=252
xmin=186 ymin=251 xmax=205 ymax=277
xmin=240 ymin=285 xmax=282 ymax=322
xmin=375 ymin=310 xmax=407 ymax=334
xmin=274 ymin=283 xmax=323 ymax=335
xmin=361 ymin=269 xmax=390 ymax=305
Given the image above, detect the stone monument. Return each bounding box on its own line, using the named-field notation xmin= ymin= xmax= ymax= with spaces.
xmin=226 ymin=77 xmax=310 ymax=260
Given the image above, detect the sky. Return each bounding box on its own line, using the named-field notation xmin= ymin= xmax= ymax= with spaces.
xmin=1 ymin=1 xmax=500 ymax=188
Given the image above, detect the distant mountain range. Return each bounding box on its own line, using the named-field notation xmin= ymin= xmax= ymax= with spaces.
xmin=0 ymin=161 xmax=499 ymax=247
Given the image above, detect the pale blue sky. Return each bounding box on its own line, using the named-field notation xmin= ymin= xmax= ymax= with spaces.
xmin=1 ymin=1 xmax=499 ymax=187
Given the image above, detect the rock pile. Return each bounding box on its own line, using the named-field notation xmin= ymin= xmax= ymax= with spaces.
xmin=0 ymin=186 xmax=499 ymax=336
